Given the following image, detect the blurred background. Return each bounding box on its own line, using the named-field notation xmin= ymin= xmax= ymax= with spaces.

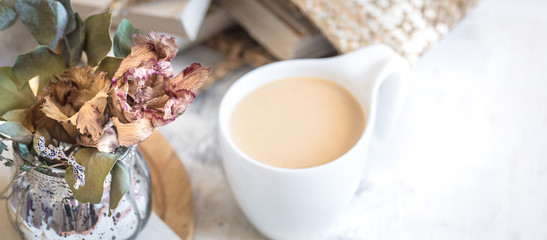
xmin=1 ymin=0 xmax=546 ymax=239
xmin=1 ymin=0 xmax=478 ymax=83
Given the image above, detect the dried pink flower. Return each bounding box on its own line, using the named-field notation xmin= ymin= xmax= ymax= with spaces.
xmin=110 ymin=32 xmax=209 ymax=146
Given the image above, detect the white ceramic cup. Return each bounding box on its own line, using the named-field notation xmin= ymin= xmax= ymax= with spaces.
xmin=219 ymin=44 xmax=410 ymax=239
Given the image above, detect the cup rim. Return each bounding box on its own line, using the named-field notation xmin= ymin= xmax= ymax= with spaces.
xmin=218 ymin=58 xmax=373 ymax=173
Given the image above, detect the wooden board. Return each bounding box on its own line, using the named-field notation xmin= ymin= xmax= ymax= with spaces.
xmin=138 ymin=131 xmax=194 ymax=240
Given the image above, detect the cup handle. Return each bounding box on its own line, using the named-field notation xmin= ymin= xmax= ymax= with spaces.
xmin=371 ymin=54 xmax=411 ymax=140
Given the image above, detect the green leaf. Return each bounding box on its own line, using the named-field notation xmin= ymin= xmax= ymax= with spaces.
xmin=2 ymin=109 xmax=27 ymax=124
xmin=66 ymin=148 xmax=119 ymax=204
xmin=16 ymin=142 xmax=33 ymax=162
xmin=0 ymin=141 xmax=7 ymax=156
xmin=109 ymin=161 xmax=130 ymax=212
xmin=0 ymin=121 xmax=33 ymax=144
xmin=0 ymin=3 xmax=16 ymax=30
xmin=62 ymin=12 xmax=85 ymax=67
xmin=0 ymin=67 xmax=35 ymax=115
xmin=35 ymin=163 xmax=48 ymax=171
xmin=83 ymin=12 xmax=112 ymax=66
xmin=96 ymin=57 xmax=122 ymax=79
xmin=113 ymin=19 xmax=138 ymax=58
xmin=14 ymin=0 xmax=69 ymax=50
xmin=19 ymin=163 xmax=31 ymax=171
xmin=12 ymin=46 xmax=65 ymax=93
xmin=56 ymin=0 xmax=76 ymax=33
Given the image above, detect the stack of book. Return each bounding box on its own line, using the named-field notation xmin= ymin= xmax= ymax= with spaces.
xmin=71 ymin=0 xmax=336 ymax=59
xmin=72 ymin=0 xmax=235 ymax=49
xmin=218 ymin=0 xmax=335 ymax=60
xmin=71 ymin=0 xmax=478 ymax=62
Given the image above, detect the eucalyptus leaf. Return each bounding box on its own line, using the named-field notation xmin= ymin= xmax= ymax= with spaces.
xmin=0 ymin=0 xmax=15 ymax=9
xmin=10 ymin=135 xmax=33 ymax=143
xmin=96 ymin=57 xmax=122 ymax=79
xmin=14 ymin=0 xmax=68 ymax=50
xmin=2 ymin=109 xmax=27 ymax=124
xmin=66 ymin=148 xmax=119 ymax=204
xmin=0 ymin=121 xmax=33 ymax=144
xmin=83 ymin=12 xmax=112 ymax=66
xmin=17 ymin=142 xmax=33 ymax=162
xmin=62 ymin=13 xmax=85 ymax=67
xmin=0 ymin=3 xmax=16 ymax=30
xmin=12 ymin=46 xmax=65 ymax=93
xmin=56 ymin=0 xmax=76 ymax=33
xmin=113 ymin=19 xmax=138 ymax=58
xmin=109 ymin=161 xmax=130 ymax=212
xmin=0 ymin=141 xmax=7 ymax=156
xmin=0 ymin=67 xmax=35 ymax=115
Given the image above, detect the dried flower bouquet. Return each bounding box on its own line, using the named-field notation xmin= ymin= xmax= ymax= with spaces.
xmin=0 ymin=0 xmax=208 ymax=212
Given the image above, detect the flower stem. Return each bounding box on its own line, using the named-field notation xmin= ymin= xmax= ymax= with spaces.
xmin=0 ymin=171 xmax=26 ymax=199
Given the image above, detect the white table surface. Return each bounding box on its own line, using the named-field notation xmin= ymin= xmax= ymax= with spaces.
xmin=2 ymin=0 xmax=547 ymax=239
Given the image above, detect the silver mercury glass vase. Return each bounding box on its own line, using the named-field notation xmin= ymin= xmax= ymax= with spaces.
xmin=6 ymin=145 xmax=151 ymax=240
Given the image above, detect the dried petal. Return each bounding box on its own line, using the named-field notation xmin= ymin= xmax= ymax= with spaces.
xmin=61 ymin=66 xmax=110 ymax=92
xmin=145 ymin=32 xmax=178 ymax=60
xmin=171 ymin=89 xmax=195 ymax=116
xmin=42 ymin=96 xmax=69 ymax=122
xmin=167 ymin=63 xmax=210 ymax=93
xmin=156 ymin=60 xmax=173 ymax=78
xmin=58 ymin=67 xmax=111 ymax=109
xmin=68 ymin=89 xmax=100 ymax=109
xmin=132 ymin=64 xmax=155 ymax=80
xmin=96 ymin=127 xmax=118 ymax=152
xmin=61 ymin=66 xmax=94 ymax=89
xmin=113 ymin=31 xmax=178 ymax=81
xmin=68 ymin=89 xmax=109 ymax=140
xmin=146 ymin=95 xmax=169 ymax=109
xmin=24 ymin=91 xmax=47 ymax=132
xmin=50 ymin=80 xmax=76 ymax=105
xmin=135 ymin=86 xmax=154 ymax=103
xmin=108 ymin=89 xmax=129 ymax=123
xmin=78 ymin=127 xmax=118 ymax=153
xmin=116 ymin=86 xmax=142 ymax=122
xmin=113 ymin=44 xmax=156 ymax=80
xmin=61 ymin=121 xmax=80 ymax=139
xmin=132 ymin=33 xmax=149 ymax=45
xmin=112 ymin=117 xmax=154 ymax=146
xmin=25 ymin=97 xmax=76 ymax=143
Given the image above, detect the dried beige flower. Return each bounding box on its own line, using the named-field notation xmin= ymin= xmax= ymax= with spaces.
xmin=26 ymin=66 xmax=118 ymax=152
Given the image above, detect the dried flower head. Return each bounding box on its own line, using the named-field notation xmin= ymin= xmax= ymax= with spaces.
xmin=25 ymin=66 xmax=118 ymax=152
xmin=110 ymin=32 xmax=209 ymax=146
